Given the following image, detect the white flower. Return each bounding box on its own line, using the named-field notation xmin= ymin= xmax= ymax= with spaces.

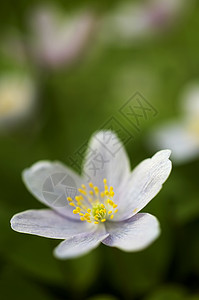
xmin=149 ymin=83 xmax=199 ymax=164
xmin=0 ymin=73 xmax=36 ymax=131
xmin=11 ymin=131 xmax=172 ymax=259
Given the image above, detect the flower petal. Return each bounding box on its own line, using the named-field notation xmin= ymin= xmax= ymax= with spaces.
xmin=102 ymin=213 xmax=160 ymax=251
xmin=11 ymin=209 xmax=94 ymax=239
xmin=54 ymin=225 xmax=108 ymax=259
xmin=22 ymin=161 xmax=84 ymax=219
xmin=116 ymin=150 xmax=172 ymax=221
xmin=149 ymin=122 xmax=199 ymax=164
xmin=83 ymin=130 xmax=131 ymax=193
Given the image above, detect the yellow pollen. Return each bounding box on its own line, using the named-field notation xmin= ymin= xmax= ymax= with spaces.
xmin=78 ymin=189 xmax=87 ymax=195
xmin=68 ymin=178 xmax=118 ymax=224
xmin=94 ymin=187 xmax=99 ymax=194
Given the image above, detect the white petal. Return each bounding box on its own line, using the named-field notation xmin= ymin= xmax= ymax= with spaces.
xmin=22 ymin=161 xmax=84 ymax=219
xmin=102 ymin=213 xmax=160 ymax=251
xmin=83 ymin=130 xmax=131 ymax=193
xmin=54 ymin=225 xmax=108 ymax=259
xmin=11 ymin=209 xmax=93 ymax=239
xmin=149 ymin=122 xmax=199 ymax=164
xmin=116 ymin=150 xmax=172 ymax=220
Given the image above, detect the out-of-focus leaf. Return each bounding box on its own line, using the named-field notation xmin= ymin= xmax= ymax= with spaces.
xmin=0 ymin=264 xmax=53 ymax=300
xmin=59 ymin=246 xmax=101 ymax=294
xmin=4 ymin=236 xmax=64 ymax=285
xmin=87 ymin=295 xmax=118 ymax=300
xmin=144 ymin=285 xmax=187 ymax=300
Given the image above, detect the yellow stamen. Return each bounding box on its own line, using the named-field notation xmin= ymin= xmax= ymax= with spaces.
xmin=66 ymin=179 xmax=118 ymax=224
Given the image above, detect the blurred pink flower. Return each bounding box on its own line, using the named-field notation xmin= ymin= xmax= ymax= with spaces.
xmin=2 ymin=5 xmax=97 ymax=70
xmin=102 ymin=0 xmax=193 ymax=45
xmin=28 ymin=5 xmax=97 ymax=69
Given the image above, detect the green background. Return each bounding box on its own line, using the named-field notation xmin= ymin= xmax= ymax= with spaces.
xmin=0 ymin=0 xmax=199 ymax=299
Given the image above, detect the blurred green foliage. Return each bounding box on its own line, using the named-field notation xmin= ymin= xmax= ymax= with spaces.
xmin=0 ymin=0 xmax=199 ymax=299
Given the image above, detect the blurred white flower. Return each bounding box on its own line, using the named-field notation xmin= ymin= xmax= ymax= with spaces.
xmin=11 ymin=131 xmax=172 ymax=259
xmin=149 ymin=83 xmax=199 ymax=164
xmin=102 ymin=0 xmax=193 ymax=45
xmin=0 ymin=73 xmax=36 ymax=131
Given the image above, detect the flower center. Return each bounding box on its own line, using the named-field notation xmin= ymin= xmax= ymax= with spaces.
xmin=67 ymin=179 xmax=118 ymax=224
